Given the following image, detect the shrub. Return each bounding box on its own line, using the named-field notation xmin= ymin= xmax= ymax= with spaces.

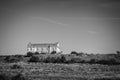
xmin=11 ymin=64 xmax=23 ymax=69
xmin=54 ymin=57 xmax=62 ymax=63
xmin=44 ymin=56 xmax=51 ymax=63
xmin=51 ymin=51 xmax=57 ymax=54
xmin=40 ymin=52 xmax=46 ymax=54
xmin=89 ymin=59 xmax=97 ymax=64
xmin=60 ymin=55 xmax=66 ymax=63
xmin=28 ymin=56 xmax=40 ymax=62
xmin=96 ymin=58 xmax=119 ymax=65
xmin=116 ymin=51 xmax=120 ymax=54
xmin=14 ymin=55 xmax=23 ymax=58
xmin=0 ymin=74 xmax=10 ymax=80
xmin=94 ymin=77 xmax=120 ymax=80
xmin=0 ymin=73 xmax=28 ymax=80
xmin=46 ymin=57 xmax=56 ymax=63
xmin=70 ymin=51 xmax=78 ymax=55
xmin=4 ymin=56 xmax=20 ymax=63
xmin=34 ymin=52 xmax=39 ymax=55
xmin=26 ymin=52 xmax=34 ymax=57
xmin=68 ymin=58 xmax=83 ymax=63
xmin=11 ymin=73 xmax=28 ymax=80
xmin=43 ymin=55 xmax=66 ymax=63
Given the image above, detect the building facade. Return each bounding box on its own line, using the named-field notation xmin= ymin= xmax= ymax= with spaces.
xmin=27 ymin=42 xmax=61 ymax=53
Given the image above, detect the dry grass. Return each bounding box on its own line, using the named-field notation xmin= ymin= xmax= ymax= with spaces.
xmin=0 ymin=62 xmax=120 ymax=80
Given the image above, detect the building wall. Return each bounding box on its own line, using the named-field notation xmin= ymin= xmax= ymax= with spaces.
xmin=27 ymin=42 xmax=61 ymax=53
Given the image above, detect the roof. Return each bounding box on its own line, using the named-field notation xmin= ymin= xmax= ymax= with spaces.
xmin=27 ymin=42 xmax=59 ymax=47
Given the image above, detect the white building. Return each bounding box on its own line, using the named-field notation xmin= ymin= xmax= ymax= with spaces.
xmin=27 ymin=42 xmax=61 ymax=53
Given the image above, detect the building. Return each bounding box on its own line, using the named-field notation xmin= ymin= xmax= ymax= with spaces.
xmin=27 ymin=42 xmax=61 ymax=53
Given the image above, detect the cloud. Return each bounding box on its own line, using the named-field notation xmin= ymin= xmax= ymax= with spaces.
xmin=108 ymin=18 xmax=120 ymax=20
xmin=88 ymin=30 xmax=97 ymax=34
xmin=32 ymin=17 xmax=68 ymax=26
xmin=22 ymin=0 xmax=33 ymax=1
xmin=79 ymin=17 xmax=120 ymax=20
xmin=99 ymin=1 xmax=120 ymax=8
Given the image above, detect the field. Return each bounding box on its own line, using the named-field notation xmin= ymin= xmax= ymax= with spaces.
xmin=0 ymin=62 xmax=120 ymax=80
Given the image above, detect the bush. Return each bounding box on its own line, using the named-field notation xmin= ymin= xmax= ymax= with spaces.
xmin=34 ymin=52 xmax=39 ymax=55
xmin=60 ymin=55 xmax=66 ymax=63
xmin=4 ymin=56 xmax=20 ymax=63
xmin=89 ymin=59 xmax=97 ymax=64
xmin=96 ymin=58 xmax=119 ymax=65
xmin=0 ymin=74 xmax=10 ymax=80
xmin=11 ymin=64 xmax=23 ymax=69
xmin=40 ymin=52 xmax=46 ymax=54
xmin=43 ymin=55 xmax=66 ymax=63
xmin=66 ymin=57 xmax=84 ymax=63
xmin=116 ymin=51 xmax=120 ymax=54
xmin=14 ymin=55 xmax=23 ymax=58
xmin=44 ymin=56 xmax=56 ymax=63
xmin=11 ymin=73 xmax=28 ymax=80
xmin=27 ymin=52 xmax=34 ymax=57
xmin=51 ymin=51 xmax=56 ymax=54
xmin=28 ymin=56 xmax=40 ymax=62
xmin=70 ymin=51 xmax=78 ymax=55
xmin=0 ymin=73 xmax=28 ymax=80
xmin=54 ymin=57 xmax=62 ymax=63
xmin=43 ymin=56 xmax=51 ymax=63
xmin=94 ymin=77 xmax=120 ymax=80
xmin=64 ymin=57 xmax=86 ymax=64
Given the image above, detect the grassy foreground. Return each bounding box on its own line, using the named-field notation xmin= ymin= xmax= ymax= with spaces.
xmin=0 ymin=62 xmax=120 ymax=80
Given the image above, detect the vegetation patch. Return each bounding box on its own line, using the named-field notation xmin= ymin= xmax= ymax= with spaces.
xmin=11 ymin=64 xmax=23 ymax=69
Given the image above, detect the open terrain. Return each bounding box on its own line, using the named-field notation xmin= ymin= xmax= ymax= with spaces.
xmin=0 ymin=62 xmax=120 ymax=80
xmin=0 ymin=52 xmax=120 ymax=80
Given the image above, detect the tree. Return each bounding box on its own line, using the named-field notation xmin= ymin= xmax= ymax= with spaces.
xmin=117 ymin=51 xmax=120 ymax=54
xmin=51 ymin=51 xmax=56 ymax=54
xmin=61 ymin=55 xmax=66 ymax=63
xmin=27 ymin=52 xmax=34 ymax=57
xmin=29 ymin=56 xmax=40 ymax=62
xmin=70 ymin=51 xmax=78 ymax=55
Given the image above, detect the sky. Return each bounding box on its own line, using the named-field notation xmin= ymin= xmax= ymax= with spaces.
xmin=0 ymin=0 xmax=120 ymax=55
